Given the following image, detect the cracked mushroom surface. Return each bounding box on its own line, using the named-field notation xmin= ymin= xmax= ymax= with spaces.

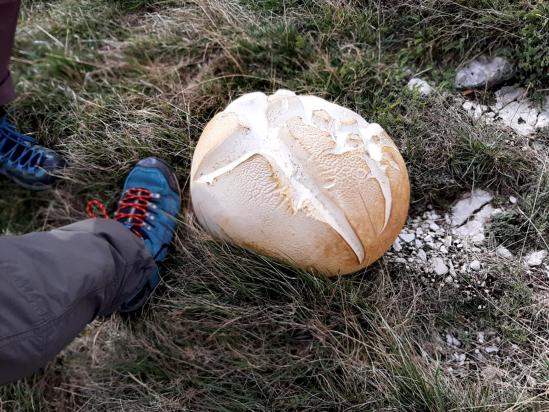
xmin=191 ymin=90 xmax=410 ymax=275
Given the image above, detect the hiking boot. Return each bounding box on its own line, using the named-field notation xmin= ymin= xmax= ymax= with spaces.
xmin=0 ymin=115 xmax=65 ymax=190
xmin=114 ymin=157 xmax=181 ymax=311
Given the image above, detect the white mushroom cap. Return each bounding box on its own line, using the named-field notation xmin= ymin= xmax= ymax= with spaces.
xmin=191 ymin=90 xmax=410 ymax=275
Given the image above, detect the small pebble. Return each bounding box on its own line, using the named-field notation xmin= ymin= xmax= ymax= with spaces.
xmin=429 ymin=222 xmax=440 ymax=231
xmin=525 ymin=250 xmax=547 ymax=267
xmin=496 ymin=246 xmax=513 ymax=259
xmin=446 ymin=334 xmax=461 ymax=347
xmin=399 ymin=232 xmax=416 ymax=243
xmin=470 ymin=260 xmax=481 ymax=271
xmin=484 ymin=346 xmax=499 ymax=354
xmin=433 ymin=258 xmax=449 ymax=275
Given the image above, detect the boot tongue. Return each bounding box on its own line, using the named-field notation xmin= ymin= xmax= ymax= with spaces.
xmin=115 ymin=191 xmax=150 ymax=236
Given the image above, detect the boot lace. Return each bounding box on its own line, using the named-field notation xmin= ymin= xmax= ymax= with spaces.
xmin=86 ymin=188 xmax=159 ymax=237
xmin=0 ymin=116 xmax=44 ymax=170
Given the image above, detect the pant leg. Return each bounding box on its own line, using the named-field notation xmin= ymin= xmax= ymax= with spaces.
xmin=0 ymin=0 xmax=21 ymax=106
xmin=0 ymin=218 xmax=157 ymax=385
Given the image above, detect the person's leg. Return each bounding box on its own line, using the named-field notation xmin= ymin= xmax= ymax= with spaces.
xmin=0 ymin=0 xmax=65 ymax=190
xmin=0 ymin=0 xmax=21 ymax=106
xmin=0 ymin=157 xmax=181 ymax=385
xmin=0 ymin=219 xmax=156 ymax=384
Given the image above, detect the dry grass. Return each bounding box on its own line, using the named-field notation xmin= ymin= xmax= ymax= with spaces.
xmin=0 ymin=0 xmax=548 ymax=410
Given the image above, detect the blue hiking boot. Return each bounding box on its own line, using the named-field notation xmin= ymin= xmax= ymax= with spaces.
xmin=114 ymin=157 xmax=181 ymax=312
xmin=0 ymin=115 xmax=65 ymax=190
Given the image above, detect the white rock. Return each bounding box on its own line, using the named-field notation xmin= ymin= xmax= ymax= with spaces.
xmin=536 ymin=110 xmax=549 ymax=129
xmin=454 ymin=220 xmax=485 ymax=242
xmin=453 ymin=203 xmax=494 ymax=243
xmin=463 ymin=85 xmax=549 ymax=136
xmin=433 ymin=257 xmax=449 ymax=275
xmin=494 ymin=85 xmax=527 ymax=110
xmin=445 ymin=275 xmax=454 ymax=283
xmin=463 ymin=101 xmax=474 ymax=112
xmin=477 ymin=331 xmax=485 ymax=344
xmin=451 ymin=189 xmax=493 ymax=227
xmin=497 ymin=100 xmax=539 ymax=136
xmin=399 ymin=232 xmax=416 ymax=243
xmin=429 ymin=222 xmax=440 ymax=231
xmin=455 ymin=56 xmax=514 ymax=90
xmin=536 ymin=97 xmax=549 ymax=129
xmin=392 ymin=238 xmax=402 ymax=252
xmin=446 ymin=333 xmax=461 ymax=347
xmin=496 ymin=246 xmax=513 ymax=259
xmin=418 ymin=249 xmax=427 ymax=261
xmin=509 ymin=196 xmax=517 ymax=204
xmin=525 ymin=250 xmax=547 ymax=267
xmin=463 ymin=103 xmax=488 ymax=120
xmin=407 ymin=78 xmax=433 ymax=97
xmin=440 ymin=245 xmax=449 ymax=254
xmin=453 ymin=352 xmax=466 ymax=366
xmin=469 ymin=260 xmax=481 ymax=271
xmin=471 ymin=233 xmax=485 ymax=244
xmin=414 ymin=239 xmax=423 ymax=248
xmin=476 ymin=203 xmax=496 ymax=220
xmin=484 ymin=345 xmax=499 ymax=354
xmin=462 ymin=101 xmax=491 ymax=120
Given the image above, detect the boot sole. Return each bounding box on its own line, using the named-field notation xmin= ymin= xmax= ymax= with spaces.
xmin=0 ymin=166 xmax=53 ymax=191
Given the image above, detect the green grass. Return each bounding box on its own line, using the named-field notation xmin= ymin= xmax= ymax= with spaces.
xmin=1 ymin=0 xmax=548 ymax=410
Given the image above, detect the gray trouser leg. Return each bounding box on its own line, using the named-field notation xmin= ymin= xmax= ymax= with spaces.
xmin=0 ymin=219 xmax=156 ymax=385
xmin=0 ymin=0 xmax=21 ymax=106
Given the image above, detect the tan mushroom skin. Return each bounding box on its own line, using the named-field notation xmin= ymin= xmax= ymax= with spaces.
xmin=191 ymin=90 xmax=410 ymax=276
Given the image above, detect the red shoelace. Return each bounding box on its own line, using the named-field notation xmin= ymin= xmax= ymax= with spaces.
xmin=86 ymin=188 xmax=153 ymax=237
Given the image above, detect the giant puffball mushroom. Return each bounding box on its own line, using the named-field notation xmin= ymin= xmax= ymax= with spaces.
xmin=191 ymin=90 xmax=410 ymax=276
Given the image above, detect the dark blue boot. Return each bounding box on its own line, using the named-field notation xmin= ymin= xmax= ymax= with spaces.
xmin=0 ymin=115 xmax=65 ymax=190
